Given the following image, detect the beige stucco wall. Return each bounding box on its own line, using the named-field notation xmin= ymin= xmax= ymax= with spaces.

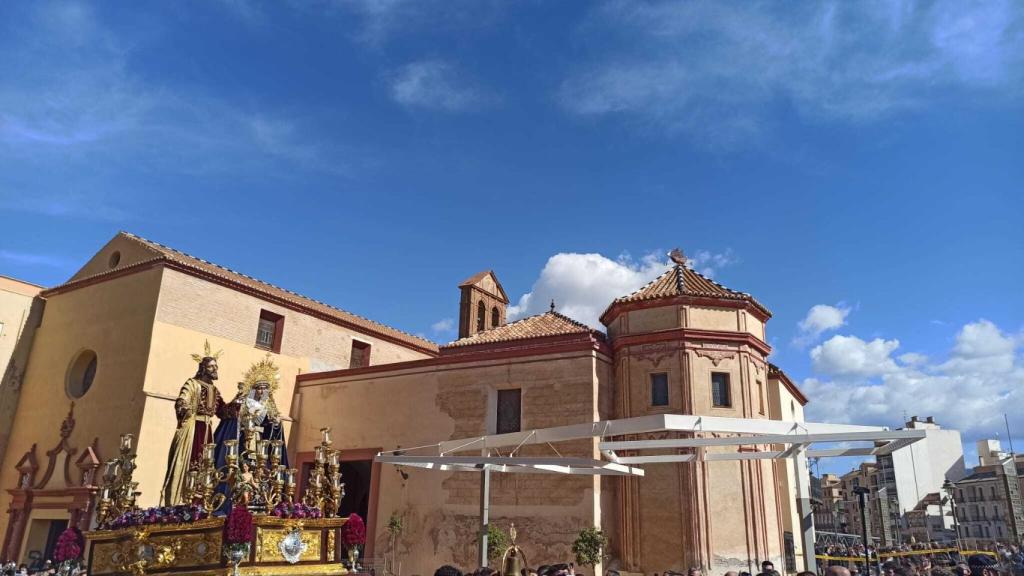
xmin=613 ymin=302 xmax=784 ymax=573
xmin=0 ymin=268 xmax=165 ymax=539
xmin=155 ymin=268 xmax=431 ymax=373
xmin=295 ymin=349 xmax=611 ymax=575
xmin=611 ymin=303 xmax=767 ymax=342
xmin=769 ymin=378 xmax=807 ymax=573
xmin=0 ymin=279 xmax=44 ymax=469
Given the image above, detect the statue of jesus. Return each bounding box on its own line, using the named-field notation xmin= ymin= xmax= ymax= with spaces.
xmin=161 ymin=351 xmax=230 ymax=506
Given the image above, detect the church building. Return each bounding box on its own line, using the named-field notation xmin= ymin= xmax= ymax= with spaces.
xmin=0 ymin=233 xmax=808 ymax=574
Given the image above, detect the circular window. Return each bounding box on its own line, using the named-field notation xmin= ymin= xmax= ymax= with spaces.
xmin=66 ymin=350 xmax=98 ymax=398
xmin=108 ymin=251 xmax=121 ymax=268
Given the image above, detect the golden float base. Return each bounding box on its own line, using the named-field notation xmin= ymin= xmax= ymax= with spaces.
xmin=86 ymin=516 xmax=351 ymax=576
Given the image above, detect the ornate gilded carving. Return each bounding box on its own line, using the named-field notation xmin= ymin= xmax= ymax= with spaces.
xmin=326 ymin=528 xmax=336 ymax=560
xmin=256 ymin=528 xmax=321 ymax=563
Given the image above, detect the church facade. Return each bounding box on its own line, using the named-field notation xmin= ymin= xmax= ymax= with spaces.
xmin=0 ymin=233 xmax=808 ymax=574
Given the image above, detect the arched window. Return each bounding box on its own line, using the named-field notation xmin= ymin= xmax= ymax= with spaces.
xmin=491 ymin=306 xmax=500 ymax=328
xmin=477 ymin=301 xmax=486 ymax=332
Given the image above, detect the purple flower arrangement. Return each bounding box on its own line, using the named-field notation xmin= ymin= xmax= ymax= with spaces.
xmin=270 ymin=501 xmax=323 ymax=519
xmin=107 ymin=504 xmax=209 ymax=529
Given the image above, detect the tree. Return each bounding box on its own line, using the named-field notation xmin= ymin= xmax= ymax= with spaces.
xmin=487 ymin=524 xmax=510 ymax=563
xmin=572 ymin=527 xmax=608 ymax=573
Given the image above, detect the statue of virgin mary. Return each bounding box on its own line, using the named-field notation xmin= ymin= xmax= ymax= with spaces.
xmin=212 ymin=355 xmax=288 ymax=512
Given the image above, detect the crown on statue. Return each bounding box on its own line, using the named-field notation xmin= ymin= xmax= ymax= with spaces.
xmin=242 ymin=354 xmax=281 ymax=394
xmin=190 ymin=339 xmax=224 ymax=363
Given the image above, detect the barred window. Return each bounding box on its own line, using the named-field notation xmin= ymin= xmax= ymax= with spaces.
xmin=256 ymin=310 xmax=284 ymax=353
xmin=650 ymin=373 xmax=669 ymax=406
xmin=496 ymin=389 xmax=521 ymax=434
xmin=711 ymin=372 xmax=731 ymax=407
xmin=477 ymin=301 xmax=486 ymax=332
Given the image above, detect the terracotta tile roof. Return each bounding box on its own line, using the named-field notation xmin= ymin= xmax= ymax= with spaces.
xmin=604 ymin=264 xmax=771 ymax=318
xmin=441 ymin=310 xmax=602 ymax=349
xmin=49 ymin=232 xmax=438 ymax=354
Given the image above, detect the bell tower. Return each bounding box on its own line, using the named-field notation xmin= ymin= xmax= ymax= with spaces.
xmin=457 ymin=270 xmax=509 ymax=339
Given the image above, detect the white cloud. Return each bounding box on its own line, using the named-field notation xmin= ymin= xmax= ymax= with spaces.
xmin=326 ymin=0 xmax=502 ymax=45
xmin=794 ymin=303 xmax=851 ymax=347
xmin=0 ymin=249 xmax=73 ymax=269
xmin=898 ymin=352 xmax=928 ymax=366
xmin=803 ymin=320 xmax=1024 ymax=439
xmin=431 ymin=318 xmax=454 ymax=334
xmin=0 ymin=2 xmax=343 ymax=176
xmin=508 ymin=249 xmax=739 ymax=328
xmin=810 ymin=334 xmax=901 ymax=377
xmin=388 ymin=60 xmax=493 ymax=112
xmin=560 ymin=1 xmax=1024 ymax=145
xmin=508 ymin=252 xmax=668 ymax=328
xmin=687 ymin=249 xmax=738 ymax=278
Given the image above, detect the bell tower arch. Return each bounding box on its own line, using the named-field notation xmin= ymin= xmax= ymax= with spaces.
xmin=457 ymin=270 xmax=509 ymax=339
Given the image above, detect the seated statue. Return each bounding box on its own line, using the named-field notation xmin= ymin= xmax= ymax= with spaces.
xmin=212 ymin=355 xmax=288 ymax=513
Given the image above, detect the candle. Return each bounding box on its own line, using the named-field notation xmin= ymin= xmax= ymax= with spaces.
xmin=186 ymin=470 xmax=197 ymax=491
xmin=225 ymin=440 xmax=238 ymax=458
xmin=315 ymin=446 xmax=325 ymax=464
xmin=331 ymin=472 xmax=342 ymax=490
xmin=271 ymin=440 xmax=283 ymax=460
xmin=320 ymin=427 xmax=332 ymax=445
xmin=286 ymin=469 xmax=297 ymax=487
xmin=120 ymin=433 xmax=133 ymax=452
xmin=328 ymin=450 xmax=340 ymax=468
xmin=203 ymin=443 xmax=216 ymax=463
xmin=258 ymin=440 xmax=271 ymax=459
xmin=100 ymin=486 xmax=110 ymax=500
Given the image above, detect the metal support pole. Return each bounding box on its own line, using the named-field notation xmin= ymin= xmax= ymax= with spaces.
xmin=479 ymin=466 xmax=491 ymax=568
xmin=854 ymin=487 xmax=870 ymax=576
xmin=795 ymin=451 xmax=817 ymax=573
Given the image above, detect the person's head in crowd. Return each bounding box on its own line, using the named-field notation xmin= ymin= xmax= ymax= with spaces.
xmin=477 ymin=568 xmax=498 ymax=576
xmin=797 ymin=571 xmax=816 ymax=576
xmin=687 ymin=567 xmax=703 ymax=576
xmin=739 ymin=571 xmax=752 ymax=576
xmin=724 ymin=571 xmax=738 ymax=576
xmin=827 ymin=566 xmax=852 ymax=576
xmin=435 ymin=565 xmax=463 ymax=576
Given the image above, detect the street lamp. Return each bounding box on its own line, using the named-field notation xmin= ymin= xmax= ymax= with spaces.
xmin=853 ymin=487 xmax=872 ymax=575
xmin=942 ymin=479 xmax=961 ymax=550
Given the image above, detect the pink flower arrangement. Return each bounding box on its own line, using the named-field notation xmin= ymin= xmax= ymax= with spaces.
xmin=53 ymin=528 xmax=83 ymax=563
xmin=224 ymin=506 xmax=254 ymax=545
xmin=341 ymin=513 xmax=366 ymax=548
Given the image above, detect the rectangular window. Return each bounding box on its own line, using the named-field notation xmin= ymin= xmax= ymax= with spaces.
xmin=650 ymin=373 xmax=669 ymax=406
xmin=711 ymin=372 xmax=731 ymax=407
xmin=496 ymin=389 xmax=522 ymax=434
xmin=256 ymin=310 xmax=284 ymax=353
xmin=350 ymin=340 xmax=371 ymax=369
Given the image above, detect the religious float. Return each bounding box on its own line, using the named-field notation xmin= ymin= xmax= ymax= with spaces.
xmin=80 ymin=347 xmax=365 ymax=576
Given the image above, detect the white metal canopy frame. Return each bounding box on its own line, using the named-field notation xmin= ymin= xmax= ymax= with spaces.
xmin=375 ymin=413 xmax=926 ymax=469
xmin=374 ymin=414 xmax=925 ymax=571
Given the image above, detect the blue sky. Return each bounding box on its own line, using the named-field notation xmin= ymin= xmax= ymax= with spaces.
xmin=1 ymin=1 xmax=1022 ymax=471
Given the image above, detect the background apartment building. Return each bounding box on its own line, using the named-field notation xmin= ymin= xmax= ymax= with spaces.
xmin=953 ymin=440 xmax=1024 ymax=546
xmin=815 ymin=417 xmax=965 ymax=547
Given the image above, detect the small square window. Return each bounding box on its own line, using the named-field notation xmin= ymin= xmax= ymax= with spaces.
xmin=711 ymin=372 xmax=731 ymax=407
xmin=350 ymin=340 xmax=371 ymax=369
xmin=650 ymin=373 xmax=669 ymax=407
xmin=496 ymin=389 xmax=521 ymax=434
xmin=256 ymin=310 xmax=284 ymax=353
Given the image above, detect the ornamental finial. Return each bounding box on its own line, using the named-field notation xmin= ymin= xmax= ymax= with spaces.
xmin=668 ymin=248 xmax=688 ymax=267
xmin=549 ymin=299 xmax=556 ymax=313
